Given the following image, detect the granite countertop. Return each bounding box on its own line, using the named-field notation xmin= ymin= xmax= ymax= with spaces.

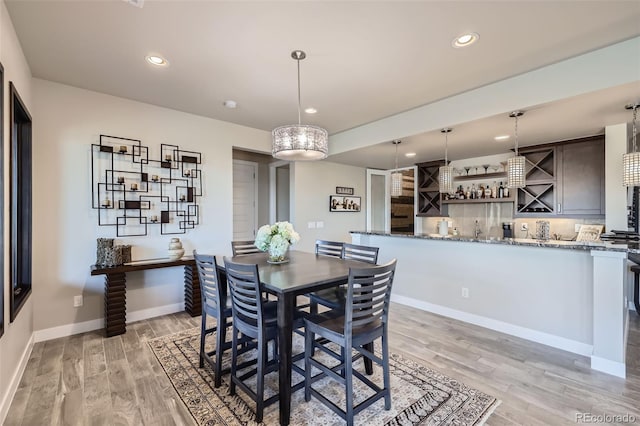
xmin=350 ymin=231 xmax=640 ymax=254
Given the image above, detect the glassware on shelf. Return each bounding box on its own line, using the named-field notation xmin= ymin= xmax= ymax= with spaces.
xmin=490 ymin=165 xmax=499 ymax=173
xmin=535 ymin=220 xmax=550 ymax=241
xmin=483 ymin=164 xmax=490 ymax=174
xmin=464 ymin=166 xmax=471 ymax=176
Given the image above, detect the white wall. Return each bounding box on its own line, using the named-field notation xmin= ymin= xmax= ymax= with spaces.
xmin=31 ymin=78 xmax=272 ymax=332
xmin=291 ymin=161 xmax=366 ymax=253
xmin=605 ymin=123 xmax=628 ymax=231
xmin=0 ymin=1 xmax=34 ymax=421
xmin=356 ymin=233 xmax=594 ymax=351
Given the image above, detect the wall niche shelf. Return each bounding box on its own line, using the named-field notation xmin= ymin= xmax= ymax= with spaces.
xmin=442 ymin=195 xmax=514 ymax=205
xmin=454 ymin=171 xmax=507 ymax=181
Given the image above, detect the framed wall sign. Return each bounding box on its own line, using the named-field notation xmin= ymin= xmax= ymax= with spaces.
xmin=336 ymin=186 xmax=354 ymax=195
xmin=330 ymin=195 xmax=361 ymax=212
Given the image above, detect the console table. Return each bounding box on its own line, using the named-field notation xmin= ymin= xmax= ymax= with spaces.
xmin=91 ymin=257 xmax=201 ymax=337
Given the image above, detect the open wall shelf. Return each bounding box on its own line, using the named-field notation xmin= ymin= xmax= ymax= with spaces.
xmin=91 ymin=134 xmax=203 ymax=236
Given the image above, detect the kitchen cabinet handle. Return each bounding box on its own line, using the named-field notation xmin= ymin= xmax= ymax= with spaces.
xmin=557 ymin=203 xmax=562 ymax=213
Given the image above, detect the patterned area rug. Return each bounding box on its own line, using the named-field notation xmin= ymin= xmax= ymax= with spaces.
xmin=149 ymin=328 xmax=500 ymax=425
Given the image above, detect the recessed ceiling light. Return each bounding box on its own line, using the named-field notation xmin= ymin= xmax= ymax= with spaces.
xmin=452 ymin=32 xmax=479 ymax=48
xmin=494 ymin=135 xmax=510 ymax=141
xmin=145 ymin=55 xmax=169 ymax=66
xmin=405 ymin=152 xmax=417 ymax=158
xmin=305 ymin=107 xmax=317 ymax=114
xmin=223 ymin=100 xmax=237 ymax=109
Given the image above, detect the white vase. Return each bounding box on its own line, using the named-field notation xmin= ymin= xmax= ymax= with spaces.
xmin=168 ymin=238 xmax=185 ymax=260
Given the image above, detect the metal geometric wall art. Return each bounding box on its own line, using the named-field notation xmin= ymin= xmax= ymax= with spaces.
xmin=91 ymin=135 xmax=202 ymax=236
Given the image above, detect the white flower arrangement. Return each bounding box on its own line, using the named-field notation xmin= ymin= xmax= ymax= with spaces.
xmin=255 ymin=221 xmax=300 ymax=262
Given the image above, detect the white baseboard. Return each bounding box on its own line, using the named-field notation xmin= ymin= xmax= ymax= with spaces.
xmin=591 ymin=355 xmax=626 ymax=378
xmin=33 ymin=302 xmax=185 ymax=343
xmin=391 ymin=294 xmax=593 ymax=357
xmin=127 ymin=302 xmax=184 ymax=323
xmin=0 ymin=334 xmax=34 ymax=425
xmin=630 ymin=301 xmax=637 ymax=312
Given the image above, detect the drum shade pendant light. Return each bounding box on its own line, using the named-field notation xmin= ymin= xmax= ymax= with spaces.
xmin=391 ymin=140 xmax=403 ymax=197
xmin=272 ymin=50 xmax=328 ymax=161
xmin=623 ymin=103 xmax=640 ymax=187
xmin=507 ymin=111 xmax=526 ymax=188
xmin=439 ymin=128 xmax=454 ymax=194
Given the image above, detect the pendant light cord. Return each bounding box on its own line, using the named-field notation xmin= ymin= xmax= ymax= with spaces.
xmin=514 ymin=114 xmax=519 ymax=156
xmin=444 ymin=132 xmax=449 ymax=164
xmin=633 ymin=105 xmax=638 ymax=153
xmin=297 ymin=57 xmax=302 ymax=126
xmin=394 ymin=141 xmax=399 ymax=172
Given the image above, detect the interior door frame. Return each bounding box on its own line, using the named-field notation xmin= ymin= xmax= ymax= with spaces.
xmin=232 ymin=159 xmax=258 ymax=239
xmin=269 ymin=160 xmax=290 ymax=223
xmin=366 ymin=169 xmax=390 ymax=233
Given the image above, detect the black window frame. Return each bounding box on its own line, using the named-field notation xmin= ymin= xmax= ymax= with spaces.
xmin=9 ymin=81 xmax=32 ymax=323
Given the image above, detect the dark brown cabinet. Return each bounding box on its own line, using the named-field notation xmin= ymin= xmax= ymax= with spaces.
xmin=516 ymin=135 xmax=604 ymax=218
xmin=557 ymin=136 xmax=605 ymax=217
xmin=416 ymin=160 xmax=447 ymax=217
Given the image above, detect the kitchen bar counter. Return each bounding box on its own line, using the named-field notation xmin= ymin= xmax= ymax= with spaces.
xmin=351 ymin=231 xmax=631 ymax=379
xmin=351 ymin=230 xmax=640 ymax=253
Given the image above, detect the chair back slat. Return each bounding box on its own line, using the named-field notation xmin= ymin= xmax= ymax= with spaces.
xmin=224 ymin=257 xmax=266 ymax=332
xmin=193 ymin=251 xmax=226 ymax=315
xmin=315 ymin=240 xmax=344 ymax=258
xmin=345 ymin=259 xmax=396 ymax=331
xmin=231 ymin=240 xmax=261 ymax=256
xmin=343 ymin=243 xmax=379 ymax=264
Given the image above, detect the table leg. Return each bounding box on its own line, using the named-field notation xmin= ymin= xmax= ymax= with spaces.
xmin=635 ymin=271 xmax=640 ymax=315
xmin=104 ymin=272 xmax=126 ymax=337
xmin=184 ymin=262 xmax=201 ymax=317
xmin=277 ymin=293 xmax=294 ymax=426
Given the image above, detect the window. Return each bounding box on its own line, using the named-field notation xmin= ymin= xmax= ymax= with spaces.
xmin=9 ymin=82 xmax=32 ymax=322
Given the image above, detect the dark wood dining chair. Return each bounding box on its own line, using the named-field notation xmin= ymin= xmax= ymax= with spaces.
xmin=303 ymin=259 xmax=397 ymax=426
xmin=231 ymin=240 xmax=261 ymax=256
xmin=309 ymin=242 xmax=379 ymax=312
xmin=315 ymin=239 xmax=344 ymax=258
xmin=223 ymin=257 xmax=279 ymax=423
xmin=193 ymin=250 xmax=232 ymax=388
xmin=307 ymin=240 xmax=345 ymax=314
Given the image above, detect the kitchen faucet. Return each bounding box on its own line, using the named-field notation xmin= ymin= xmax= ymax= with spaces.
xmin=474 ymin=220 xmax=482 ymax=238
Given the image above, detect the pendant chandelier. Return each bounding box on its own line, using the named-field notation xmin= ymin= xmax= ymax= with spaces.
xmin=272 ymin=50 xmax=328 ymax=161
xmin=439 ymin=128 xmax=454 ymax=194
xmin=623 ymin=103 xmax=640 ymax=187
xmin=390 ymin=140 xmax=403 ymax=197
xmin=507 ymin=111 xmax=526 ymax=188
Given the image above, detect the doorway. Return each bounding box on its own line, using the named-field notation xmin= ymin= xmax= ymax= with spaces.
xmin=366 ymin=167 xmax=417 ymax=234
xmin=232 ymin=159 xmax=258 ymax=240
xmin=269 ymin=161 xmax=290 ymax=223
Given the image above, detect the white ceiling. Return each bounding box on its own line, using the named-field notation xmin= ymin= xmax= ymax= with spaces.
xmin=6 ymin=0 xmax=640 ymax=165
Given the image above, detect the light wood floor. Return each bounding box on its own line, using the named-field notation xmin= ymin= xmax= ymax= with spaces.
xmin=5 ymin=304 xmax=640 ymax=425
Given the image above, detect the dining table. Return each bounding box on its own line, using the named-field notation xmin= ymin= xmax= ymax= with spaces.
xmin=216 ymin=250 xmax=372 ymax=426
